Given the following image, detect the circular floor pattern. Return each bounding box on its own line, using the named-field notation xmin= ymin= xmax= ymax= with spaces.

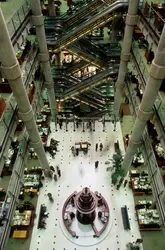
xmin=59 ymin=192 xmax=113 ymax=246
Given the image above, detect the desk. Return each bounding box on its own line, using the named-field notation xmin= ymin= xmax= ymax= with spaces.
xmin=13 ymin=230 xmax=28 ymax=239
xmin=12 ymin=210 xmax=32 ymax=226
xmin=24 ymin=189 xmax=38 ymax=194
xmin=23 ymin=174 xmax=40 ymax=188
xmin=75 ymin=142 xmax=89 ymax=149
xmin=130 ymin=176 xmax=152 ymax=196
xmin=136 ymin=208 xmax=161 ymax=231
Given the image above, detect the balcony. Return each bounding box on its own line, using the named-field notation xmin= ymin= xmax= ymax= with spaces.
xmin=0 ymin=47 xmax=38 ymax=161
xmin=125 ymin=76 xmax=165 ymax=229
xmin=131 ymin=41 xmax=165 ymax=145
xmin=5 ymin=0 xmax=31 ymax=44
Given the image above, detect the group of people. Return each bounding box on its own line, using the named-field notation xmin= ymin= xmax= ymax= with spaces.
xmin=45 ymin=138 xmax=60 ymax=159
xmin=38 ymin=204 xmax=49 ymax=229
xmin=95 ymin=143 xmax=103 ymax=152
xmin=49 ymin=165 xmax=61 ymax=181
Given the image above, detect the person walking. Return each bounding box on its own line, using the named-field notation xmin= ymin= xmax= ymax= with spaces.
xmin=50 ymin=166 xmax=55 ymax=172
xmin=59 ymin=119 xmax=63 ymax=129
xmin=54 ymin=174 xmax=57 ymax=181
xmin=100 ymin=143 xmax=103 ymax=151
xmin=95 ymin=143 xmax=98 ymax=152
xmin=57 ymin=169 xmax=61 ymax=177
xmin=95 ymin=161 xmax=99 ymax=169
xmin=123 ymin=179 xmax=128 ymax=187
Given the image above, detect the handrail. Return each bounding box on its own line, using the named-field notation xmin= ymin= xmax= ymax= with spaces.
xmin=5 ymin=0 xmax=31 ymax=38
xmin=0 ymin=134 xmax=29 ymax=250
xmin=131 ymin=41 xmax=165 ymax=134
xmin=125 ymin=77 xmax=165 ymax=229
xmin=46 ymin=0 xmax=129 ymax=51
xmin=62 ymin=66 xmax=118 ymax=100
xmin=0 ymin=49 xmax=38 ymax=150
xmin=139 ymin=0 xmax=165 ymax=40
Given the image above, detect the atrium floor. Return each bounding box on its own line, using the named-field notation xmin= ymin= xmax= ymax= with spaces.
xmin=28 ymin=120 xmax=142 ymax=250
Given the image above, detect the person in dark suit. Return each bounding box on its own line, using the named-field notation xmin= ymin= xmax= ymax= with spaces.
xmin=95 ymin=161 xmax=99 ymax=169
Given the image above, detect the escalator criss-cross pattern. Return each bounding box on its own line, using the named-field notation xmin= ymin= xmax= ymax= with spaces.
xmin=65 ymin=0 xmax=117 ymax=29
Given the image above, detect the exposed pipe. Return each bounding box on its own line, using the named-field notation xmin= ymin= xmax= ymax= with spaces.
xmin=114 ymin=0 xmax=139 ymax=117
xmin=31 ymin=0 xmax=57 ymax=127
xmin=122 ymin=24 xmax=165 ymax=176
xmin=0 ymin=9 xmax=50 ymax=175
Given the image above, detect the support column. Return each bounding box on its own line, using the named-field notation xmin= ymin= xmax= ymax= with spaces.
xmin=114 ymin=0 xmax=139 ymax=117
xmin=48 ymin=0 xmax=56 ymax=16
xmin=122 ymin=25 xmax=165 ymax=176
xmin=31 ymin=0 xmax=57 ymax=126
xmin=0 ymin=9 xmax=50 ymax=175
xmin=55 ymin=52 xmax=61 ymax=67
xmin=111 ymin=16 xmax=124 ymax=42
xmin=111 ymin=29 xmax=118 ymax=42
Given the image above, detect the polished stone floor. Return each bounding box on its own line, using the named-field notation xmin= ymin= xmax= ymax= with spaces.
xmin=29 ymin=121 xmax=142 ymax=250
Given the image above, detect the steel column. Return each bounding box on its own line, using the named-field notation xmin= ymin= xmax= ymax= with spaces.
xmin=122 ymin=25 xmax=165 ymax=176
xmin=31 ymin=0 xmax=57 ymax=126
xmin=114 ymin=0 xmax=139 ymax=117
xmin=0 ymin=9 xmax=50 ymax=174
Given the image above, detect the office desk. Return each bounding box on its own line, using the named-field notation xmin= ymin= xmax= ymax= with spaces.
xmin=13 ymin=230 xmax=28 ymax=239
xmin=12 ymin=210 xmax=32 ymax=226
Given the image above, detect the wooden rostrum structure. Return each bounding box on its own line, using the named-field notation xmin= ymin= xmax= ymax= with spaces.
xmin=62 ymin=187 xmax=110 ymax=238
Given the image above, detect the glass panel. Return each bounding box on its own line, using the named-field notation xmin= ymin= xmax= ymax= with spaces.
xmin=140 ymin=0 xmax=165 ymax=36
xmin=0 ymin=120 xmax=7 ymax=145
xmin=3 ymin=105 xmax=14 ymax=127
xmin=157 ymin=102 xmax=165 ymax=127
xmin=6 ymin=0 xmax=31 ymax=38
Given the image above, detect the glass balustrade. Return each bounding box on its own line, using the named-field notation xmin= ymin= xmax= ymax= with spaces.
xmin=139 ymin=0 xmax=165 ymax=36
xmin=132 ymin=41 xmax=165 ymax=134
xmin=6 ymin=0 xmax=30 ymax=38
xmin=0 ymin=50 xmax=38 ymax=149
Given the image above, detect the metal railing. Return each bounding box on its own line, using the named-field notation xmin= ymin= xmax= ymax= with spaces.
xmin=125 ymin=78 xmax=165 ymax=229
xmin=5 ymin=0 xmax=30 ymax=38
xmin=0 ymin=48 xmax=38 ymax=151
xmin=131 ymin=41 xmax=165 ymax=133
xmin=0 ymin=133 xmax=29 ymax=250
xmin=139 ymin=0 xmax=165 ymax=38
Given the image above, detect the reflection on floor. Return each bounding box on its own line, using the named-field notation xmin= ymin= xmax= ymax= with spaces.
xmin=29 ymin=121 xmax=142 ymax=250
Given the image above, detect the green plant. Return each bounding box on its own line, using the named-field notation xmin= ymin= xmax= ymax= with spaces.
xmin=111 ymin=148 xmax=124 ymax=185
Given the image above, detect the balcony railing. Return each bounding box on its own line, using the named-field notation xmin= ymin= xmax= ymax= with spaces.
xmin=131 ymin=41 xmax=165 ymax=131
xmin=0 ymin=48 xmax=38 ymax=152
xmin=139 ymin=0 xmax=165 ymax=38
xmin=0 ymin=132 xmax=29 ymax=250
xmin=5 ymin=0 xmax=31 ymax=39
xmin=125 ymin=77 xmax=165 ymax=228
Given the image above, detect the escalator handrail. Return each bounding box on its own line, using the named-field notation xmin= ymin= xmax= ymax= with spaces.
xmin=63 ymin=67 xmax=118 ymax=95
xmin=46 ymin=0 xmax=129 ymax=50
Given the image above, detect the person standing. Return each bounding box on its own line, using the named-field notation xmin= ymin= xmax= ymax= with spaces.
xmin=54 ymin=174 xmax=57 ymax=181
xmin=123 ymin=179 xmax=128 ymax=187
xmin=95 ymin=143 xmax=98 ymax=152
xmin=59 ymin=119 xmax=63 ymax=129
xmin=95 ymin=161 xmax=99 ymax=169
xmin=100 ymin=143 xmax=103 ymax=151
xmin=57 ymin=169 xmax=61 ymax=177
xmin=50 ymin=166 xmax=55 ymax=172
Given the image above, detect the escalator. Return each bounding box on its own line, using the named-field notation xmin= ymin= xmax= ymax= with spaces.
xmin=78 ymin=38 xmax=108 ymax=58
xmin=71 ymin=94 xmax=104 ymax=110
xmin=83 ymin=109 xmax=106 ymax=117
xmin=44 ymin=0 xmax=114 ymax=31
xmin=68 ymin=40 xmax=121 ymax=68
xmin=46 ymin=0 xmax=128 ymax=51
xmin=61 ymin=66 xmax=118 ymax=101
xmin=63 ymin=0 xmax=108 ymax=29
xmin=66 ymin=61 xmax=89 ymax=74
xmin=67 ymin=43 xmax=106 ymax=68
